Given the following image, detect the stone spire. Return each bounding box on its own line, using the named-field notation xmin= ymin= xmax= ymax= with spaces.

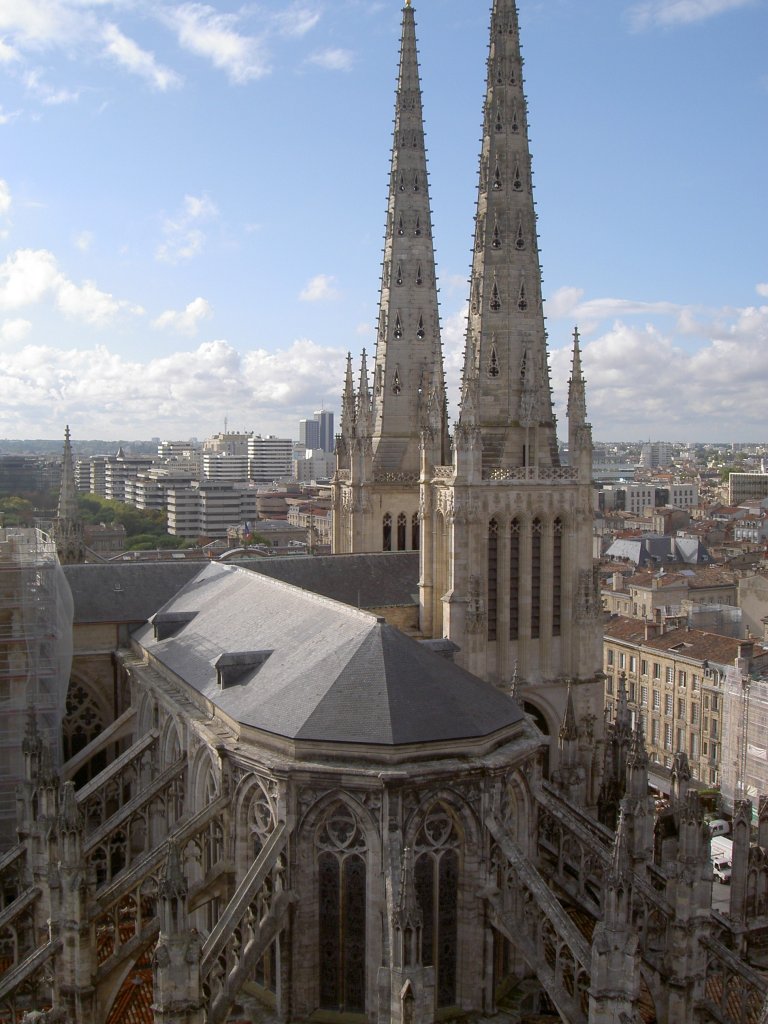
xmin=54 ymin=425 xmax=85 ymax=565
xmin=370 ymin=1 xmax=447 ymax=476
xmin=567 ymin=327 xmax=587 ymax=428
xmin=459 ymin=0 xmax=557 ymax=473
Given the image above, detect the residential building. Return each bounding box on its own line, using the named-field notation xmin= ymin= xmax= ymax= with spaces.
xmin=166 ymin=481 xmax=258 ymax=538
xmin=729 ymin=471 xmax=768 ymax=505
xmin=603 ymin=616 xmax=768 ymax=788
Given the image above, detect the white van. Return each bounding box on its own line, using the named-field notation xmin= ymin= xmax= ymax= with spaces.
xmin=708 ymin=819 xmax=731 ymax=837
xmin=712 ymin=857 xmax=732 ymax=884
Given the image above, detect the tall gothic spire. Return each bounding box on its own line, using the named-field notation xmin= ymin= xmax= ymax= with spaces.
xmin=459 ymin=0 xmax=557 ymax=473
xmin=54 ymin=425 xmax=85 ymax=565
xmin=567 ymin=327 xmax=587 ymax=427
xmin=370 ymin=2 xmax=447 ymax=476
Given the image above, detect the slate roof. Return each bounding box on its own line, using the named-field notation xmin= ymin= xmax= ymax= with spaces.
xmin=64 ymin=552 xmax=419 ymax=625
xmin=134 ymin=562 xmax=523 ymax=746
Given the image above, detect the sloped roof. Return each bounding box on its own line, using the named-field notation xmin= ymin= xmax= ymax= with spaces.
xmin=134 ymin=562 xmax=522 ymax=746
xmin=64 ymin=552 xmax=419 ymax=625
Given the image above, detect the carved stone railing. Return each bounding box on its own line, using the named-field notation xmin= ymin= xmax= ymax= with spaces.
xmin=84 ymin=758 xmax=186 ymax=888
xmin=486 ymin=814 xmax=591 ymax=1024
xmin=432 ymin=466 xmax=455 ymax=481
xmin=373 ymin=471 xmax=420 ymax=485
xmin=76 ymin=731 xmax=158 ymax=834
xmin=485 ymin=466 xmax=578 ymax=483
xmin=335 ymin=470 xmax=350 ymax=483
xmin=701 ymin=937 xmax=768 ymax=1024
xmin=0 ymin=937 xmax=60 ymax=1004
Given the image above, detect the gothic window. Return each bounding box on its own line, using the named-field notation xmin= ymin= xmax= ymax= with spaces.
xmin=375 ymin=364 xmax=383 ymax=395
xmin=487 ymin=519 xmax=499 ymax=642
xmin=398 ymin=173 xmax=405 ymax=192
xmin=383 ymin=513 xmax=392 ymax=551
xmin=247 ymin=782 xmax=275 ymax=860
xmin=412 ymin=513 xmax=420 ymax=552
xmin=488 ymin=345 xmax=500 ymax=378
xmin=490 ymin=279 xmax=501 ymax=312
xmin=517 ymin=280 xmax=528 ymax=312
xmin=553 ymin=518 xmax=563 ymax=638
xmin=493 ymin=162 xmax=503 ymax=190
xmin=413 ymin=173 xmax=420 ymax=192
xmin=416 ymin=264 xmax=423 ymax=285
xmin=397 ymin=215 xmax=405 ymax=236
xmin=495 ymin=57 xmax=505 ymax=85
xmin=392 ymin=370 xmax=402 ymax=395
xmin=317 ymin=803 xmax=367 ymax=1014
xmin=509 ymin=519 xmax=520 ymax=641
xmin=63 ymin=681 xmax=108 ymax=783
xmin=417 ymin=315 xmax=425 ymax=340
xmin=492 ymin=218 xmax=502 ymax=249
xmin=495 ymin=105 xmax=504 ymax=132
xmin=396 ymin=264 xmax=403 ymax=286
xmin=397 ymin=513 xmax=407 ymax=551
xmin=531 ymin=519 xmax=542 ymax=640
xmin=414 ymin=215 xmax=422 ymax=237
xmin=511 ymin=102 xmax=520 ymax=133
xmin=515 ymin=218 xmax=525 ymax=250
xmin=394 ymin=313 xmax=403 ymax=339
xmin=414 ymin=805 xmax=460 ymax=1008
xmin=513 ymin=162 xmax=522 ymax=191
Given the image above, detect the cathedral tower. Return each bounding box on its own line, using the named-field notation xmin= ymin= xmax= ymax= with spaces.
xmin=419 ymin=0 xmax=602 ymax=768
xmin=333 ymin=1 xmax=447 ymax=554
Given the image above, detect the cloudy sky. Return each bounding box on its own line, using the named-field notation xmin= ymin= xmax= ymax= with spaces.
xmin=0 ymin=0 xmax=765 ymax=444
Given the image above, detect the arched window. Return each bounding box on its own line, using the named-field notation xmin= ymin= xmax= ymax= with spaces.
xmin=531 ymin=519 xmax=542 ymax=639
xmin=509 ymin=519 xmax=520 ymax=640
xmin=487 ymin=519 xmax=498 ymax=641
xmin=397 ymin=513 xmax=407 ymax=551
xmin=412 ymin=513 xmax=420 ymax=552
xmin=414 ymin=805 xmax=460 ymax=1008
xmin=63 ymin=680 xmax=108 ymax=786
xmin=383 ymin=513 xmax=392 ymax=552
xmin=317 ymin=803 xmax=367 ymax=1013
xmin=553 ymin=518 xmax=563 ymax=637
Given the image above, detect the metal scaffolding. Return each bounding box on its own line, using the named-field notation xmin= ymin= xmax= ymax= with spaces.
xmin=721 ymin=664 xmax=768 ymax=813
xmin=0 ymin=528 xmax=73 ymax=850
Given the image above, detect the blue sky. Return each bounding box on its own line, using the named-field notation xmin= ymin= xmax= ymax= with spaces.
xmin=1 ymin=0 xmax=766 ymax=443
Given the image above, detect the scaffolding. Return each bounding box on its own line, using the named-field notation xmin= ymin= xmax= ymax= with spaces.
xmin=0 ymin=528 xmax=73 ymax=850
xmin=721 ymin=665 xmax=768 ymax=814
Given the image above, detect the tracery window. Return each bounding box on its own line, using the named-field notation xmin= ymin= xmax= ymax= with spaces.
xmin=414 ymin=805 xmax=460 ymax=1008
xmin=397 ymin=513 xmax=407 ymax=551
xmin=63 ymin=680 xmax=108 ymax=784
xmin=487 ymin=519 xmax=498 ymax=641
xmin=317 ymin=803 xmax=367 ymax=1014
xmin=509 ymin=519 xmax=520 ymax=640
xmin=552 ymin=518 xmax=563 ymax=637
xmin=412 ymin=513 xmax=420 ymax=552
xmin=531 ymin=518 xmax=542 ymax=639
xmin=383 ymin=513 xmax=392 ymax=552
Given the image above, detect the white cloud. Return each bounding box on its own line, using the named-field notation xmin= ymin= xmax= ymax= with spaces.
xmin=166 ymin=3 xmax=270 ymax=84
xmin=156 ymin=194 xmax=218 ymax=264
xmin=299 ymin=274 xmax=339 ymax=302
xmin=757 ymin=283 xmax=768 ymax=298
xmin=0 ymin=37 xmax=19 ymax=62
xmin=546 ymin=300 xmax=768 ymax=440
xmin=547 ymin=286 xmax=585 ymax=319
xmin=0 ymin=337 xmax=346 ymax=438
xmin=0 ymin=0 xmax=85 ymax=49
xmin=102 ymin=23 xmax=182 ymax=91
xmin=307 ymin=48 xmax=354 ymax=72
xmin=22 ymin=68 xmax=79 ymax=104
xmin=73 ymin=230 xmax=93 ymax=252
xmin=0 ymin=105 xmax=21 ymax=125
xmin=0 ymin=318 xmax=32 ymax=345
xmin=0 ymin=246 xmax=141 ymax=324
xmin=272 ymin=5 xmax=322 ymax=38
xmin=629 ymin=0 xmax=755 ymax=29
xmin=153 ymin=296 xmax=213 ymax=334
xmin=0 ymin=249 xmax=60 ymax=309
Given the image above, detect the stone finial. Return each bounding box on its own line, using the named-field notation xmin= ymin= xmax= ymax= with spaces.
xmin=57 ymin=781 xmax=83 ymax=833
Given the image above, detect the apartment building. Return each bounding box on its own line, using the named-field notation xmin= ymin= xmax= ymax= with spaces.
xmin=603 ymin=617 xmax=768 ymax=788
xmin=248 ymin=435 xmax=293 ymax=484
xmin=603 ymin=566 xmax=738 ymax=620
xmin=166 ymin=481 xmax=258 ymax=538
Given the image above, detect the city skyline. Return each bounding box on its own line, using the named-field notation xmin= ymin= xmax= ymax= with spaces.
xmin=1 ymin=0 xmax=766 ymax=443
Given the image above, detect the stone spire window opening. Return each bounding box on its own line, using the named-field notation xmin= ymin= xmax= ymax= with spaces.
xmin=517 ymin=279 xmax=528 ymax=312
xmin=393 ymin=369 xmax=402 ymax=395
xmin=417 ymin=315 xmax=425 ymax=339
xmin=488 ymin=345 xmax=500 ymax=378
xmin=412 ymin=512 xmax=420 ymax=551
xmin=490 ymin=278 xmax=502 ymax=312
xmin=416 ymin=263 xmax=423 ymax=285
xmin=394 ymin=313 xmax=403 ymax=339
xmin=493 ymin=161 xmax=503 ymax=191
xmin=397 ymin=513 xmax=407 ymax=551
xmin=383 ymin=513 xmax=392 ymax=551
xmin=492 ymin=217 xmax=502 ymax=249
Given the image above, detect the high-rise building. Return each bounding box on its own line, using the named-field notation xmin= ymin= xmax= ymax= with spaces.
xmin=248 ymin=435 xmax=293 ymax=484
xmin=313 ymin=409 xmax=334 ymax=453
xmin=298 ymin=418 xmax=320 ymax=450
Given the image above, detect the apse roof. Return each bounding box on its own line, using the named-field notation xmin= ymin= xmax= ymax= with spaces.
xmin=133 ymin=562 xmax=522 ymax=746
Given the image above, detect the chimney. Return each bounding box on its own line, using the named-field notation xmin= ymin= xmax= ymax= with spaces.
xmin=644 ymin=621 xmax=657 ymax=641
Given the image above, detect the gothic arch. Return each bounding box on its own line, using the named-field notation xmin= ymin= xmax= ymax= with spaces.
xmin=160 ymin=714 xmax=182 ymax=767
xmin=190 ymin=744 xmax=220 ymax=808
xmin=233 ymin=774 xmax=278 ymax=868
xmin=403 ymin=788 xmax=480 ymax=852
xmin=63 ymin=674 xmax=111 ymax=761
xmin=137 ymin=691 xmax=158 ymax=735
